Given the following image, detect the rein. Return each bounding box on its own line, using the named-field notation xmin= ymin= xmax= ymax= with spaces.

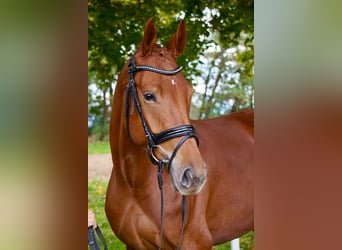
xmin=125 ymin=54 xmax=199 ymax=249
xmin=88 ymin=226 xmax=108 ymax=250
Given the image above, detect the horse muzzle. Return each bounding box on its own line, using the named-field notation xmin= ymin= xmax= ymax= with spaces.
xmin=170 ymin=163 xmax=207 ymax=195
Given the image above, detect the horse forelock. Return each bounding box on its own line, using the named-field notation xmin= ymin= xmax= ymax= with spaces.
xmin=136 ymin=44 xmax=179 ymax=70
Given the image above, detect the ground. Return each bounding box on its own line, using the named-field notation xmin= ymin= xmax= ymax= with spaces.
xmin=88 ymin=154 xmax=112 ymax=181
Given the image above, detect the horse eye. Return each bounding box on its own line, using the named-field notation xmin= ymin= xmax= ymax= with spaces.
xmin=143 ymin=92 xmax=156 ymax=102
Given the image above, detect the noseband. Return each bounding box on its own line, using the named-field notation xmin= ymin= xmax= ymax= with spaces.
xmin=125 ymin=54 xmax=199 ymax=249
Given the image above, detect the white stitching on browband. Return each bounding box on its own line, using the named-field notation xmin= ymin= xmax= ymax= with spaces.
xmin=135 ymin=65 xmax=183 ymax=75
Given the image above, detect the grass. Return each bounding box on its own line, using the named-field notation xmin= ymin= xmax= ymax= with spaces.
xmin=213 ymin=231 xmax=254 ymax=250
xmin=212 ymin=231 xmax=254 ymax=250
xmin=88 ymin=141 xmax=111 ymax=154
xmin=88 ymin=179 xmax=254 ymax=250
xmin=88 ymin=179 xmax=125 ymax=249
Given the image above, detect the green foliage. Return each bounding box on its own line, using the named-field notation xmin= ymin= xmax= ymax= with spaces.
xmin=88 ymin=0 xmax=254 ymax=131
xmin=240 ymin=231 xmax=254 ymax=250
xmin=88 ymin=123 xmax=109 ymax=141
xmin=212 ymin=231 xmax=254 ymax=249
xmin=88 ymin=141 xmax=110 ymax=154
xmin=194 ymin=42 xmax=254 ymax=119
xmin=88 ymin=0 xmax=253 ymax=80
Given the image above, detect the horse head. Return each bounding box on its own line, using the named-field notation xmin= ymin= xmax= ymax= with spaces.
xmin=123 ymin=18 xmax=207 ymax=195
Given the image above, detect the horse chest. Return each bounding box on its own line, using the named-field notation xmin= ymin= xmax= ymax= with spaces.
xmin=112 ymin=193 xmax=207 ymax=249
xmin=109 ymin=194 xmax=161 ymax=248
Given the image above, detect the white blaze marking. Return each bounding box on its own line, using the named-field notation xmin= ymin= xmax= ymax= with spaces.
xmin=171 ymin=79 xmax=175 ymax=85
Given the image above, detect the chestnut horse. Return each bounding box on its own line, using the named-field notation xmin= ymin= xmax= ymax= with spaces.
xmin=105 ymin=18 xmax=254 ymax=249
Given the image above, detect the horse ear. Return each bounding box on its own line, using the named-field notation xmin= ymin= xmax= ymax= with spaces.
xmin=141 ymin=18 xmax=157 ymax=57
xmin=167 ymin=20 xmax=186 ymax=57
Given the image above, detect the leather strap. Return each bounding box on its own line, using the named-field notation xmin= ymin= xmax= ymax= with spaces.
xmin=88 ymin=226 xmax=108 ymax=250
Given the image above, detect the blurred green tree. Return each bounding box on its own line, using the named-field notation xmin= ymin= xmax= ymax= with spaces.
xmin=88 ymin=0 xmax=254 ymax=137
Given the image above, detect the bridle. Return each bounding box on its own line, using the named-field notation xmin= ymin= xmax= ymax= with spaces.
xmin=125 ymin=54 xmax=199 ymax=249
xmin=125 ymin=54 xmax=199 ymax=167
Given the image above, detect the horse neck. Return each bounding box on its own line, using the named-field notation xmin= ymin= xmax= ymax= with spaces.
xmin=109 ymin=72 xmax=152 ymax=188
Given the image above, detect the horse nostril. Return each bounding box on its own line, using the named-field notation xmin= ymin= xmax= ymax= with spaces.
xmin=181 ymin=168 xmax=193 ymax=189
